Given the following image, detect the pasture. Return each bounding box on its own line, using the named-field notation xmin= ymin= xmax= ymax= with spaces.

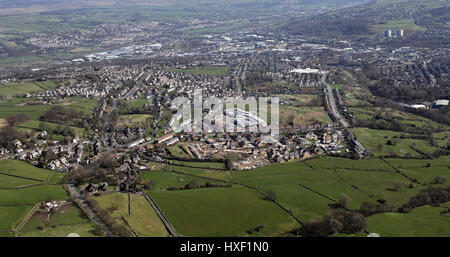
xmin=18 ymin=223 xmax=100 ymax=237
xmin=126 ymin=195 xmax=170 ymax=237
xmin=0 ymin=205 xmax=33 ymax=231
xmin=140 ymin=170 xmax=228 ymax=190
xmin=0 ymin=160 xmax=54 ymax=181
xmin=366 ymin=203 xmax=450 ymax=237
xmin=95 ymin=192 xmax=169 ymax=237
xmin=148 ymin=186 xmax=293 ymax=236
xmin=280 ymin=106 xmax=331 ymax=125
xmin=351 ymin=127 xmax=441 ymax=158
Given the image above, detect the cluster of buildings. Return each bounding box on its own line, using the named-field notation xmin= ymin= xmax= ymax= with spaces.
xmin=383 ymin=29 xmax=404 ymax=38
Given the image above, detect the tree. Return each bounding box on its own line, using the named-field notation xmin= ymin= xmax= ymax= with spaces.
xmin=339 ymin=193 xmax=352 ymax=208
xmin=224 ymin=154 xmax=237 ymax=171
xmin=266 ymin=190 xmax=277 ymax=201
xmin=433 ymin=176 xmax=446 ymax=185
xmin=185 ymin=179 xmax=198 ymax=189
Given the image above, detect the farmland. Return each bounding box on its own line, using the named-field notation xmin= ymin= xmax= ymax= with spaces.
xmin=94 ymin=192 xmax=170 ymax=237
xmin=148 ymin=186 xmax=294 ymax=236
xmin=145 ymin=156 xmax=449 ymax=236
xmin=0 ymin=96 xmax=98 ymax=138
xmin=366 ymin=203 xmax=450 ymax=237
xmin=0 ymin=160 xmax=71 ymax=234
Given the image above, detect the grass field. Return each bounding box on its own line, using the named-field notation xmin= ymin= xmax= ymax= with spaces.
xmin=0 ymin=185 xmax=68 ymax=205
xmin=0 ymin=82 xmax=45 ymax=97
xmin=351 ymin=127 xmax=441 ymax=158
xmin=149 ymin=186 xmax=293 ymax=236
xmin=366 ymin=203 xmax=450 ymax=237
xmin=0 ymin=205 xmax=33 ymax=231
xmin=140 ymin=170 xmax=228 ymax=190
xmin=371 ymin=18 xmax=426 ymax=34
xmin=0 ymin=160 xmax=53 ymax=181
xmin=126 ymin=195 xmax=170 ymax=237
xmin=21 ymin=204 xmax=90 ymax=231
xmin=95 ymin=192 xmax=169 ymax=237
xmin=18 ymin=222 xmax=101 ymax=237
xmin=117 ymin=114 xmax=150 ymax=127
xmin=0 ymin=97 xmax=97 ymax=138
xmin=0 ymin=174 xmax=39 ymax=189
xmin=170 ymin=160 xmax=226 ymax=170
xmin=280 ymin=106 xmax=331 ymax=125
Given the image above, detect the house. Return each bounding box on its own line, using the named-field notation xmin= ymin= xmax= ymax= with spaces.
xmin=156 ymin=134 xmax=174 ymax=144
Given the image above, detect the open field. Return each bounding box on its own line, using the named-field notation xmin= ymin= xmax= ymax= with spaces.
xmin=18 ymin=222 xmax=100 ymax=237
xmin=0 ymin=82 xmax=45 ymax=97
xmin=117 ymin=114 xmax=150 ymax=127
xmin=0 ymin=205 xmax=33 ymax=231
xmin=350 ymin=106 xmax=449 ymax=132
xmin=0 ymin=185 xmax=68 ymax=205
xmin=371 ymin=18 xmax=427 ymax=34
xmin=148 ymin=186 xmax=293 ymax=236
xmin=126 ymin=195 xmax=170 ymax=237
xmin=20 ymin=204 xmax=90 ymax=231
xmin=95 ymin=192 xmax=169 ymax=236
xmin=0 ymin=98 xmax=52 ymax=120
xmin=140 ymin=170 xmax=228 ymax=190
xmin=366 ymin=203 xmax=450 ymax=237
xmin=0 ymin=97 xmax=97 ymax=138
xmin=280 ymin=106 xmax=331 ymax=125
xmin=170 ymin=160 xmax=226 ymax=170
xmin=351 ymin=127 xmax=442 ymax=158
xmin=0 ymin=174 xmax=39 ymax=188
xmin=0 ymin=160 xmax=53 ymax=181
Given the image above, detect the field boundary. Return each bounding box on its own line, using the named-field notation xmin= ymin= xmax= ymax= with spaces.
xmin=140 ymin=192 xmax=178 ymax=237
xmin=13 ymin=202 xmax=40 ymax=237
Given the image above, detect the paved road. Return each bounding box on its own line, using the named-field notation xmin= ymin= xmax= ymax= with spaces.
xmin=103 ymin=99 xmax=118 ymax=152
xmin=322 ymin=75 xmax=350 ymax=128
xmin=68 ymin=184 xmax=113 ymax=237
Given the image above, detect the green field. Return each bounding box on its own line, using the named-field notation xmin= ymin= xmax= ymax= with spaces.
xmin=149 ymin=186 xmax=294 ymax=236
xmin=0 ymin=160 xmax=54 ymax=181
xmin=372 ymin=18 xmax=427 ymax=34
xmin=20 ymin=204 xmax=91 ymax=232
xmin=0 ymin=97 xmax=97 ymax=138
xmin=0 ymin=174 xmax=39 ymax=189
xmin=18 ymin=223 xmax=100 ymax=237
xmin=95 ymin=192 xmax=169 ymax=237
xmin=0 ymin=205 xmax=33 ymax=231
xmin=0 ymin=185 xmax=68 ymax=205
xmin=351 ymin=127 xmax=441 ymax=158
xmin=140 ymin=170 xmax=228 ymax=190
xmin=280 ymin=106 xmax=332 ymax=125
xmin=366 ymin=203 xmax=450 ymax=237
xmin=0 ymin=82 xmax=45 ymax=97
xmin=126 ymin=195 xmax=170 ymax=237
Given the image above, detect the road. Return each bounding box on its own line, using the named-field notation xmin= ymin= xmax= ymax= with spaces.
xmin=235 ymin=61 xmax=247 ymax=95
xmin=68 ymin=184 xmax=113 ymax=237
xmin=103 ymin=99 xmax=118 ymax=152
xmin=321 ymin=75 xmax=350 ymax=128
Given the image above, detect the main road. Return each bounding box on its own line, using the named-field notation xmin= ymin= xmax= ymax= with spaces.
xmin=321 ymin=75 xmax=350 ymax=128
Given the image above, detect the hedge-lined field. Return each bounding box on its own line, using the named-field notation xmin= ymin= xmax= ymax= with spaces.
xmin=148 ymin=186 xmax=292 ymax=236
